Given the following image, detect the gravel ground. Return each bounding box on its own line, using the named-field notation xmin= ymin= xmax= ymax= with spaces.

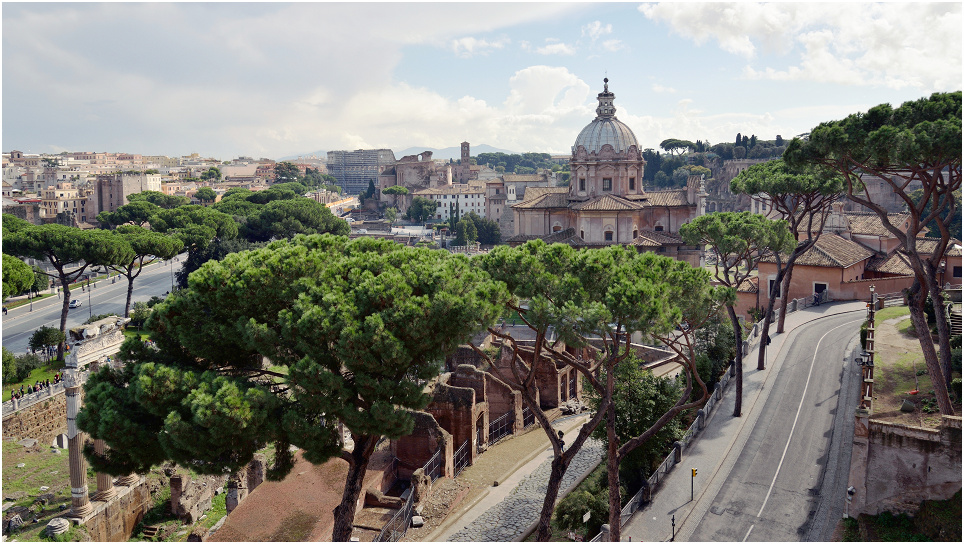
xmin=446 ymin=438 xmax=603 ymax=542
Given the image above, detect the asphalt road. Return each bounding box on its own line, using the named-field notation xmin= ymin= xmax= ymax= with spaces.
xmin=1 ymin=255 xmax=185 ymax=354
xmin=687 ymin=311 xmax=864 ymax=542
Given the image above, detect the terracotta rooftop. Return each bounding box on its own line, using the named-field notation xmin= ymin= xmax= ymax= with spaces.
xmin=736 ymin=276 xmax=759 ymax=294
xmin=866 ymin=252 xmax=914 ymax=276
xmin=510 ymin=187 xmax=570 ymax=210
xmin=641 ymin=189 xmax=691 ymax=207
xmin=762 ymin=233 xmax=875 ymax=268
xmin=503 ymin=174 xmax=547 ymax=183
xmin=631 ymin=230 xmax=685 ymax=247
xmin=504 ymin=227 xmax=586 ymax=246
xmin=914 ymin=237 xmax=963 ymax=257
xmin=570 ymin=194 xmax=646 ymax=212
xmin=413 ymin=183 xmax=484 ymax=196
xmin=845 ymin=211 xmax=910 ymax=237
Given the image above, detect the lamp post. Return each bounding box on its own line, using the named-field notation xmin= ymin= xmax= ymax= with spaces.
xmin=170 ymin=258 xmax=175 ymax=292
xmin=87 ymin=276 xmax=92 ymax=321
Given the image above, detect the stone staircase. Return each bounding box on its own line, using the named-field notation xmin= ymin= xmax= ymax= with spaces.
xmin=141 ymin=525 xmax=160 ymax=538
xmin=950 ymin=306 xmax=962 ymax=336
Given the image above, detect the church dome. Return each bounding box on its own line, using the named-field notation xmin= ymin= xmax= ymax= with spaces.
xmin=573 ymin=79 xmax=639 ymax=154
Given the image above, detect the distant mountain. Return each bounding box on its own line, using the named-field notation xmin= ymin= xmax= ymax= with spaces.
xmin=278 ymin=144 xmax=519 ymax=163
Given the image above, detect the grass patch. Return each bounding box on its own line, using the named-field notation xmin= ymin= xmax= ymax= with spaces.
xmin=201 ymin=493 xmax=228 ymax=530
xmin=269 ymin=510 xmax=318 ymax=541
xmin=874 ymin=306 xmax=910 ymax=322
xmin=3 ymin=360 xmax=67 ymax=401
xmin=897 ymin=316 xmax=918 ymax=337
xmin=871 ymin=511 xmax=929 ymax=541
xmin=123 ymin=327 xmax=152 ymax=342
xmin=841 ymin=517 xmax=860 ymax=541
xmin=4 ymin=293 xmax=57 ymax=310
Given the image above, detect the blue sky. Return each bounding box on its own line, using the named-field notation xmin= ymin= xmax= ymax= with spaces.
xmin=3 ymin=2 xmax=961 ymax=160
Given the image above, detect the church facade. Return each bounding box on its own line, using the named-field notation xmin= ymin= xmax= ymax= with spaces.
xmin=508 ymin=79 xmax=706 ymax=267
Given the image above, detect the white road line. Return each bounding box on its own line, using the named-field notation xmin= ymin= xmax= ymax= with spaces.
xmin=743 ymin=524 xmax=754 ymax=541
xmin=755 ymin=319 xmax=862 ymax=519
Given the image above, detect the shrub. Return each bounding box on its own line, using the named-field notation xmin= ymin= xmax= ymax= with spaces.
xmin=860 ymin=321 xmax=868 ymax=350
xmin=13 ymin=353 xmax=43 ymax=383
xmin=951 ymin=378 xmax=962 ymax=403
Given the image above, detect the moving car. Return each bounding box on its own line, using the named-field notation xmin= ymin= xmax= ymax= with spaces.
xmin=68 ymin=299 xmax=82 ymax=309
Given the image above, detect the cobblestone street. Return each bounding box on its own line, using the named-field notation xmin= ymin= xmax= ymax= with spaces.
xmin=447 ymin=438 xmax=603 ymax=542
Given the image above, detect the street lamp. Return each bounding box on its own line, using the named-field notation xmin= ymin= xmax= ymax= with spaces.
xmin=87 ymin=276 xmax=92 ymax=321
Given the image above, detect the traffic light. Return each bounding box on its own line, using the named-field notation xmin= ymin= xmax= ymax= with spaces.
xmin=691 ymin=468 xmax=697 ymax=477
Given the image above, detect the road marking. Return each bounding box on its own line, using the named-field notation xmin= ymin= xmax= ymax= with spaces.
xmin=756 ymin=319 xmax=862 ymax=519
xmin=743 ymin=524 xmax=754 ymax=541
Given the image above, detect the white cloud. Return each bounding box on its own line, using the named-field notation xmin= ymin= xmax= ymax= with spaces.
xmin=639 ymin=2 xmax=962 ymax=92
xmin=451 ymin=36 xmax=511 ymax=58
xmin=602 ymin=39 xmax=625 ymax=52
xmin=582 ymin=21 xmax=613 ymax=41
xmin=536 ymin=41 xmax=576 ymax=56
xmin=651 ymin=83 xmax=676 ymax=94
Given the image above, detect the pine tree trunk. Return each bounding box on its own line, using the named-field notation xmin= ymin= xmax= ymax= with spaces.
xmin=607 ymin=398 xmax=621 ymax=542
xmin=728 ymin=305 xmax=743 ymax=417
xmin=125 ymin=276 xmax=135 ymax=318
xmin=331 ymin=435 xmax=377 ymax=542
xmin=58 ymin=275 xmax=70 ymax=361
xmin=907 ymin=290 xmax=955 ymax=416
xmin=536 ymin=457 xmax=570 ymax=541
xmin=924 ymin=268 xmax=954 ymax=391
xmin=757 ymin=288 xmax=779 ymax=371
xmin=776 ymin=266 xmax=795 ymax=334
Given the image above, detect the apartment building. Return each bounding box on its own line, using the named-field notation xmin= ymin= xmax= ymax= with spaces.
xmin=413 ymin=183 xmax=486 ymax=221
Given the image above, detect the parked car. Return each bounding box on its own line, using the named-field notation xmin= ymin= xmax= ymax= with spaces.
xmin=68 ymin=299 xmax=82 ymax=309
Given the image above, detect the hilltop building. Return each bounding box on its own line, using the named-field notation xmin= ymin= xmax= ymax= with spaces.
xmin=507 ymin=79 xmax=705 ymax=266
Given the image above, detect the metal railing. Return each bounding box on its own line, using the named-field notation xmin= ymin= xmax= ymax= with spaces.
xmin=373 ymin=489 xmax=416 ymax=542
xmin=585 ymin=358 xmax=735 ymax=542
xmin=422 ymin=448 xmax=442 ymax=482
xmin=488 ymin=412 xmax=514 ymax=446
xmin=521 ymin=404 xmax=536 ymax=429
xmin=2 ymin=371 xmax=90 ymax=417
xmin=453 ymin=439 xmax=470 ymax=477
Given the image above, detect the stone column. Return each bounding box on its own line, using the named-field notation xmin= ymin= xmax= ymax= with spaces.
xmin=65 ymin=372 xmax=93 ymax=518
xmin=92 ymin=439 xmax=116 ymax=501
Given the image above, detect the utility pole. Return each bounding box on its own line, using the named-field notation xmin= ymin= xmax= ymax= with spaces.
xmin=691 ymin=468 xmax=697 ymax=501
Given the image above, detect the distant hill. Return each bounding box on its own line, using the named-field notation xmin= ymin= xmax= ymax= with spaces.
xmin=279 ymin=144 xmax=519 ymax=163
xmin=393 ymin=144 xmax=519 ymax=161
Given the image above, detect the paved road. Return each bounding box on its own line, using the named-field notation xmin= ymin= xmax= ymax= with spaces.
xmin=1 ymin=255 xmax=185 ymax=354
xmin=687 ymin=312 xmax=863 ymax=542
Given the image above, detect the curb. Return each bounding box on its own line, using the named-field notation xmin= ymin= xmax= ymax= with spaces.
xmin=428 ymin=415 xmax=589 ymax=542
xmin=670 ymin=305 xmax=866 ymax=542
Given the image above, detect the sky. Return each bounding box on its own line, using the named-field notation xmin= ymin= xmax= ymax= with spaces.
xmin=3 ymin=2 xmax=961 ymax=161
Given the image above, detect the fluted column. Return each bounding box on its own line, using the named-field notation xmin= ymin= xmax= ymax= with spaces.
xmin=92 ymin=439 xmax=116 ymax=501
xmin=65 ymin=372 xmax=93 ymax=518
xmin=116 ymin=474 xmax=140 ymax=487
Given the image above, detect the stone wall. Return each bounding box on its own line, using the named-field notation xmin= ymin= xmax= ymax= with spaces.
xmin=1 ymin=390 xmax=68 ymax=446
xmin=848 ymin=413 xmax=962 ymax=516
xmin=394 ymin=411 xmax=454 ymax=480
xmin=81 ymin=478 xmax=151 ymax=542
xmin=171 ymin=455 xmax=267 ymax=522
xmin=171 ymin=473 xmax=229 ymax=524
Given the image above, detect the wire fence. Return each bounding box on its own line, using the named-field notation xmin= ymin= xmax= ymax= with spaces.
xmin=522 ymin=404 xmax=536 ymax=429
xmin=454 ymin=439 xmax=470 ymax=477
xmin=372 ymin=489 xmax=416 ymax=542
xmin=422 ymin=448 xmax=442 ymax=482
xmin=488 ymin=412 xmax=514 ymax=446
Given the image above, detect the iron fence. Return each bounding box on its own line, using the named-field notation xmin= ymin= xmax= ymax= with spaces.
xmin=422 ymin=448 xmax=442 ymax=481
xmin=373 ymin=489 xmax=416 ymax=542
xmin=454 ymin=438 xmax=470 ymax=477
xmin=488 ymin=412 xmax=514 ymax=446
xmin=521 ymin=405 xmax=536 ymax=429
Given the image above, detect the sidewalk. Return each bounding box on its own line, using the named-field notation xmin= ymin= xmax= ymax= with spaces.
xmin=424 ymin=414 xmax=602 ymax=542
xmin=621 ymin=301 xmax=866 ymax=542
